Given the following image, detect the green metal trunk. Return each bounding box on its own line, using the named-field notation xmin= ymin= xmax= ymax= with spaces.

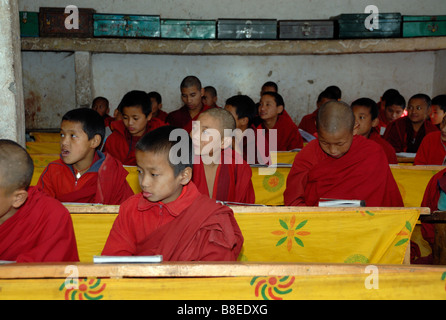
xmin=161 ymin=19 xmax=216 ymax=39
xmin=93 ymin=14 xmax=160 ymax=38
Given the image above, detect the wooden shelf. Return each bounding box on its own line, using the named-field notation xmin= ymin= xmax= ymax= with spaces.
xmin=21 ymin=36 xmax=446 ymax=55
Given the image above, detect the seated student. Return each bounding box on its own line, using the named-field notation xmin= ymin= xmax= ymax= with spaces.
xmin=377 ymin=91 xmax=406 ymax=135
xmin=166 ymin=75 xmax=212 ymax=133
xmin=38 ymin=108 xmax=134 ymax=205
xmin=384 ymin=93 xmax=438 ymax=153
xmin=147 ymin=91 xmax=168 ymax=122
xmin=0 ymin=139 xmax=79 ymax=262
xmin=102 ymin=126 xmax=244 ymax=261
xmin=351 ymin=97 xmax=398 ymax=164
xmin=224 ymin=94 xmax=270 ymax=165
xmin=92 ymin=96 xmax=114 ymax=128
xmin=298 ymin=87 xmax=339 ymax=137
xmin=103 ymin=90 xmax=165 ymax=165
xmin=283 ymin=101 xmax=403 ymax=207
xmin=429 ymin=94 xmax=446 ymax=128
xmin=257 ymin=91 xmax=303 ymax=151
xmin=202 ymin=86 xmax=220 ymax=108
xmin=191 ymin=108 xmax=255 ymax=204
xmin=414 ymin=115 xmax=446 ymax=165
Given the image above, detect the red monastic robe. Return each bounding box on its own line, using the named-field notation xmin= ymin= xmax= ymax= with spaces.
xmin=383 ymin=116 xmax=439 ymax=153
xmin=257 ymin=112 xmax=303 ymax=151
xmin=154 ymin=110 xmax=168 ymax=122
xmin=414 ymin=131 xmax=446 ymax=165
xmin=166 ymin=105 xmax=212 ymax=133
xmin=283 ymin=135 xmax=403 ymax=207
xmin=236 ymin=125 xmax=271 ymax=165
xmin=102 ymin=182 xmax=244 ymax=261
xmin=298 ymin=109 xmax=318 ymax=137
xmin=192 ymin=148 xmax=255 ymax=204
xmin=102 ymin=118 xmax=166 ymax=165
xmin=0 ymin=187 xmax=79 ymax=262
xmin=368 ymin=130 xmax=398 ymax=164
xmin=37 ymin=151 xmax=134 ymax=205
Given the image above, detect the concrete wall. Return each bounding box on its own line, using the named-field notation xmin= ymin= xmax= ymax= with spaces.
xmin=19 ymin=0 xmax=446 ymax=129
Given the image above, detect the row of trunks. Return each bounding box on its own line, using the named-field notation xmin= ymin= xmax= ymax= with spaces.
xmin=20 ymin=8 xmax=446 ymax=40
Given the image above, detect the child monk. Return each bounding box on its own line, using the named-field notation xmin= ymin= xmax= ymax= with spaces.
xmin=414 ymin=115 xmax=446 ymax=165
xmin=147 ymin=91 xmax=168 ymax=122
xmin=38 ymin=108 xmax=134 ymax=205
xmin=257 ymin=91 xmax=303 ymax=151
xmin=191 ymin=108 xmax=255 ymax=204
xmin=202 ymin=86 xmax=220 ymax=108
xmin=384 ymin=94 xmax=438 ymax=153
xmin=91 ymin=96 xmax=114 ymax=127
xmin=166 ymin=75 xmax=212 ymax=133
xmin=103 ymin=90 xmax=165 ymax=165
xmin=429 ymin=94 xmax=446 ymax=128
xmin=351 ymin=97 xmax=398 ymax=164
xmin=283 ymin=101 xmax=403 ymax=207
xmin=0 ymin=139 xmax=79 ymax=262
xmin=102 ymin=126 xmax=244 ymax=260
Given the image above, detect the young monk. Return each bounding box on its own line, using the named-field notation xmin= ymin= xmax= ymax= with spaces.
xmin=38 ymin=108 xmax=134 ymax=205
xmin=0 ymin=139 xmax=79 ymax=262
xmin=92 ymin=96 xmax=114 ymax=127
xmin=103 ymin=90 xmax=165 ymax=165
xmin=102 ymin=126 xmax=244 ymax=260
xmin=377 ymin=91 xmax=406 ymax=135
xmin=191 ymin=108 xmax=255 ymax=204
xmin=257 ymin=91 xmax=303 ymax=151
xmin=414 ymin=115 xmax=446 ymax=165
xmin=147 ymin=91 xmax=168 ymax=122
xmin=166 ymin=75 xmax=212 ymax=133
xmin=283 ymin=101 xmax=403 ymax=207
xmin=429 ymin=94 xmax=446 ymax=128
xmin=202 ymin=86 xmax=220 ymax=108
xmin=384 ymin=94 xmax=438 ymax=153
xmin=224 ymin=94 xmax=270 ymax=165
xmin=351 ymin=97 xmax=398 ymax=164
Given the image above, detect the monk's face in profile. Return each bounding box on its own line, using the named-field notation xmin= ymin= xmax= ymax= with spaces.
xmin=318 ymin=127 xmax=354 ymax=159
xmin=430 ymin=104 xmax=446 ymax=126
xmin=191 ymin=113 xmax=223 ymax=157
xmin=440 ymin=116 xmax=446 ymax=142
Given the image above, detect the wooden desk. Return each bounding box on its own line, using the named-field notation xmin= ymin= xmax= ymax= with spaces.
xmin=420 ymin=211 xmax=446 ymax=265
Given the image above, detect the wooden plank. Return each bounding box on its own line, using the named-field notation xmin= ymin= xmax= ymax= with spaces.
xmin=0 ymin=261 xmax=444 ymax=279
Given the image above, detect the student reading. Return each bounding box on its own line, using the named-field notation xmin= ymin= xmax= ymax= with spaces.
xmin=0 ymin=139 xmax=79 ymax=262
xmin=102 ymin=126 xmax=244 ymax=260
xmin=37 ymin=108 xmax=134 ymax=205
xmin=283 ymin=101 xmax=403 ymax=207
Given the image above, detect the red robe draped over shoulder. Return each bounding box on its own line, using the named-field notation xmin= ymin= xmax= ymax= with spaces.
xmin=192 ymin=148 xmax=255 ymax=204
xmin=283 ymin=135 xmax=403 ymax=207
xmin=257 ymin=112 xmax=303 ymax=151
xmin=37 ymin=151 xmax=134 ymax=205
xmin=102 ymin=118 xmax=166 ymax=165
xmin=166 ymin=105 xmax=212 ymax=133
xmin=0 ymin=187 xmax=79 ymax=262
xmin=414 ymin=131 xmax=446 ymax=165
xmin=298 ymin=109 xmax=318 ymax=137
xmin=369 ymin=130 xmax=398 ymax=164
xmin=102 ymin=182 xmax=243 ymax=261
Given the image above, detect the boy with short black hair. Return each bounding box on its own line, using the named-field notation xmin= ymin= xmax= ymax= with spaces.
xmin=430 ymin=94 xmax=446 ymax=127
xmin=0 ymin=139 xmax=79 ymax=262
xmin=147 ymin=91 xmax=168 ymax=122
xmin=202 ymin=86 xmax=220 ymax=108
xmin=38 ymin=108 xmax=134 ymax=204
xmin=384 ymin=93 xmax=438 ymax=153
xmin=92 ymin=96 xmax=114 ymax=127
xmin=103 ymin=90 xmax=165 ymax=165
xmin=102 ymin=125 xmax=244 ymax=261
xmin=351 ymin=97 xmax=398 ymax=164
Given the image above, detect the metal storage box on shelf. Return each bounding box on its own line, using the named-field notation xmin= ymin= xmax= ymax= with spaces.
xmin=39 ymin=7 xmax=95 ymax=37
xmin=279 ymin=20 xmax=334 ymax=39
xmin=217 ymin=19 xmax=277 ymax=39
xmin=20 ymin=12 xmax=39 ymax=37
xmin=160 ymin=19 xmax=216 ymax=39
xmin=402 ymin=15 xmax=446 ymax=37
xmin=93 ymin=14 xmax=160 ymax=38
xmin=336 ymin=13 xmax=402 ymax=39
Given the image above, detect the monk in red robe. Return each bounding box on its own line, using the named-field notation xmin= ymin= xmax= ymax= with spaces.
xmin=257 ymin=92 xmax=303 ymax=151
xmin=351 ymin=97 xmax=398 ymax=164
xmin=103 ymin=90 xmax=166 ymax=166
xmin=414 ymin=115 xmax=446 ymax=165
xmin=38 ymin=108 xmax=134 ymax=205
xmin=0 ymin=139 xmax=79 ymax=263
xmin=102 ymin=126 xmax=243 ymax=260
xmin=148 ymin=91 xmax=168 ymax=122
xmin=384 ymin=94 xmax=438 ymax=153
xmin=284 ymin=101 xmax=403 ymax=207
xmin=166 ymin=75 xmax=212 ymax=133
xmin=376 ymin=91 xmax=406 ymax=136
xmin=191 ymin=108 xmax=255 ymax=204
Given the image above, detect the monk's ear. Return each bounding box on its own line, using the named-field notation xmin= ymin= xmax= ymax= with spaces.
xmin=90 ymin=134 xmax=102 ymax=149
xmin=12 ymin=189 xmax=28 ymax=209
xmin=371 ymin=117 xmax=379 ymax=128
xmin=178 ymin=167 xmax=192 ymax=185
xmin=221 ymin=136 xmax=233 ymax=149
xmin=278 ymin=105 xmax=284 ymax=115
xmin=353 ymin=120 xmax=360 ymax=136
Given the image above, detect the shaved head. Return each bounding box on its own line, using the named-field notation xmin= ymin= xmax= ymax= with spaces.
xmin=317 ymin=100 xmax=355 ymax=134
xmin=0 ymin=140 xmax=34 ymax=195
xmin=201 ymin=107 xmax=236 ymax=135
